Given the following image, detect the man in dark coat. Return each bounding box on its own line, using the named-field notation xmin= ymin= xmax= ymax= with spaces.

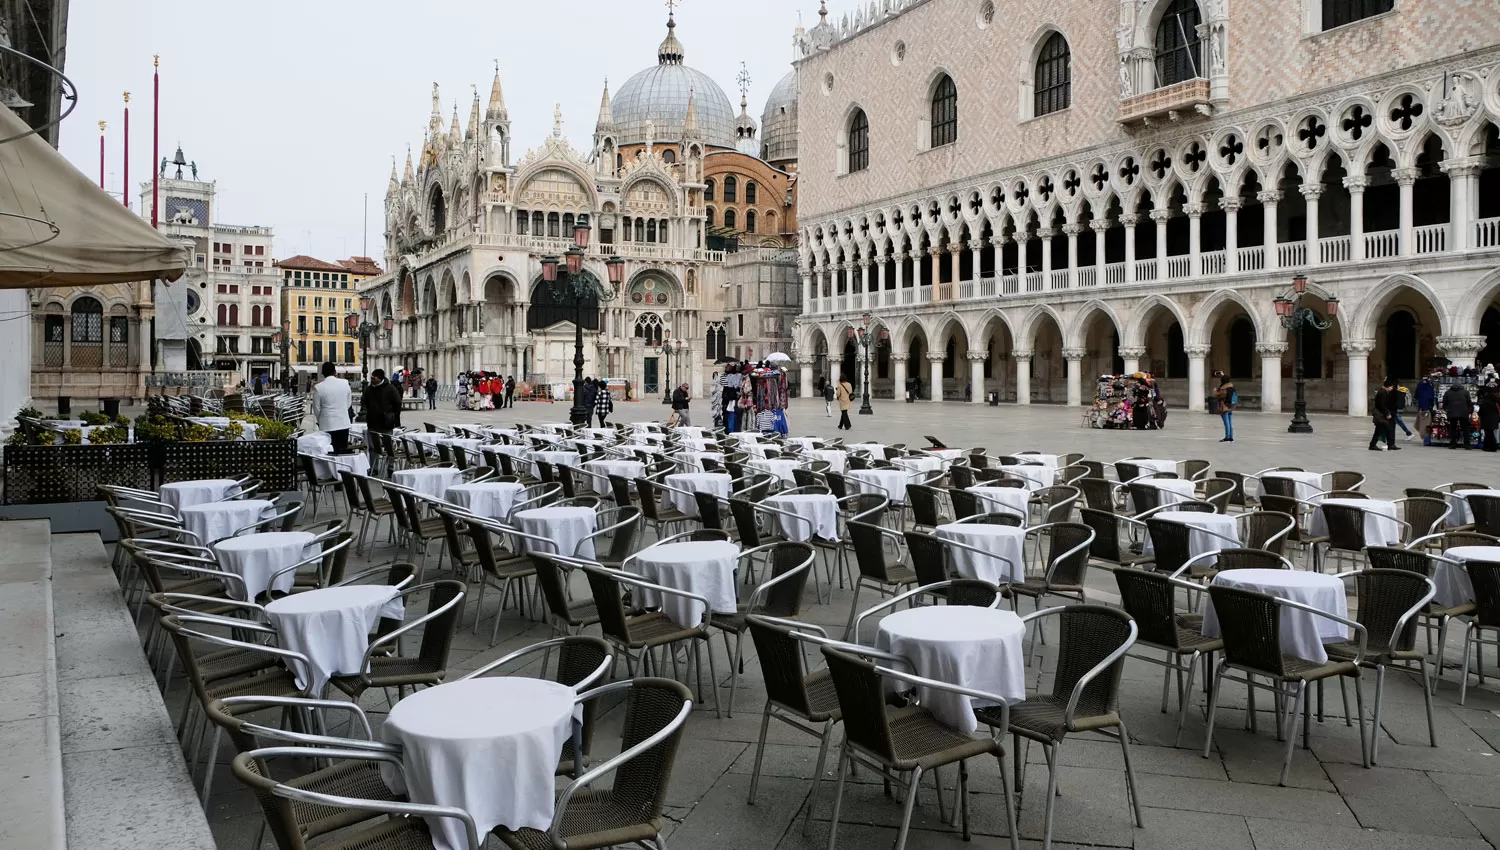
xmin=1370 ymin=378 xmax=1399 ymax=451
xmin=1444 ymin=382 xmax=1474 ymax=450
xmin=361 ymin=368 xmax=403 ymax=474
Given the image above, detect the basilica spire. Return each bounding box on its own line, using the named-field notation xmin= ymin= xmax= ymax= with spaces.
xmin=389 ymin=157 xmax=399 ymax=191
xmin=468 ymin=87 xmax=480 ymax=139
xmin=595 ymin=78 xmax=613 ymax=130
xmin=487 ymin=61 xmax=507 ymax=121
xmin=658 ymin=8 xmax=684 ymax=65
xmin=682 ymin=89 xmax=700 ymax=138
xmin=449 ymin=101 xmax=461 ymax=142
xmin=403 ymin=145 xmax=413 ymax=183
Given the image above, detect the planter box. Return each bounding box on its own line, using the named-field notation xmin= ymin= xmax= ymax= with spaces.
xmin=3 ymin=443 xmax=152 ymax=505
xmin=156 ymin=439 xmax=298 ymax=492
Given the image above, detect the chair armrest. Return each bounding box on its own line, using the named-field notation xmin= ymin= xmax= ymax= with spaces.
xmin=590 ymin=567 xmax=714 ymax=627
xmin=222 ymin=695 xmax=378 ymax=740
xmin=360 ymin=586 xmax=464 ymax=668
xmin=873 ymin=663 xmax=1014 ymax=729
xmin=461 ymin=638 xmax=613 ymax=690
xmin=1061 ymin=618 xmax=1138 ymax=722
xmin=1272 ymin=596 xmax=1368 ymax=665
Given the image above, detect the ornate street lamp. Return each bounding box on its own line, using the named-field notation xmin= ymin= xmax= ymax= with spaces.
xmin=660 ymin=331 xmax=687 ymax=404
xmin=344 ymin=294 xmax=390 ymax=385
xmin=270 ymin=319 xmax=294 ymax=390
xmin=850 ymin=311 xmax=886 ymax=416
xmin=540 ymin=214 xmax=624 ymax=425
xmin=1273 ymin=273 xmax=1339 ymax=434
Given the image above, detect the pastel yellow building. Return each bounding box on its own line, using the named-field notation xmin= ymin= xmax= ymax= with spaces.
xmin=276 ymin=255 xmax=383 ymax=376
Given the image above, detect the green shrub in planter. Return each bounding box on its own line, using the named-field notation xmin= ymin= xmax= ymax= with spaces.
xmin=59 ymin=429 xmax=83 ymax=445
xmin=89 ymin=425 xmax=129 ymax=444
xmin=79 ymin=411 xmax=111 ymax=426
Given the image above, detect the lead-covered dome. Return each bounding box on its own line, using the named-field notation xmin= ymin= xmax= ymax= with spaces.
xmin=611 ymin=16 xmax=736 ymax=148
xmin=760 ymin=69 xmax=798 ymax=165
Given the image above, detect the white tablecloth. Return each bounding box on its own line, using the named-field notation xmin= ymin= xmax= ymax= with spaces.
xmin=935 ymin=522 xmax=1026 ymax=584
xmin=808 ymin=449 xmax=848 ymax=474
xmin=661 ymin=473 xmax=732 ymax=517
xmin=676 ymin=436 xmax=716 ymax=451
xmin=846 ymin=442 xmax=886 ymax=457
xmin=925 ymin=448 xmax=967 ymax=462
xmin=994 ymin=464 xmax=1049 ymax=491
xmin=748 ymin=458 xmax=800 ymax=486
xmin=160 ymin=478 xmax=240 ymax=512
xmin=485 ymin=443 xmax=531 ymax=459
xmin=1014 ymin=453 xmax=1061 ymax=477
xmin=685 ymin=451 xmax=726 ymax=472
xmin=445 ymin=481 xmax=525 ymax=521
xmin=1129 ymin=478 xmax=1198 ymax=512
xmin=297 ymin=433 xmax=334 ymax=454
xmin=966 ymin=486 xmax=1030 ymax=522
xmin=1202 ymin=569 xmax=1348 ymax=663
xmin=579 ymin=460 xmax=645 ymax=494
xmin=265 ymin=584 xmax=403 ymax=694
xmin=1141 ymin=510 xmax=1241 ymax=567
xmin=876 ymin=606 xmax=1025 ymax=733
xmin=313 ymin=452 xmax=370 ymax=481
xmin=441 ymin=438 xmax=484 ymax=452
xmin=180 ymin=499 xmax=276 ymax=544
xmin=673 ymin=426 xmax=710 ymax=437
xmin=214 ymin=531 xmax=315 ymax=602
xmin=581 ymin=427 xmax=618 ymax=440
xmin=1447 ymin=490 xmax=1500 ymax=527
xmin=847 ymin=469 xmax=912 ymax=504
xmin=1438 ymin=546 xmax=1500 ymax=608
xmin=1308 ymin=498 xmax=1403 ymax=545
xmin=527 ymin=450 xmax=582 ymax=472
xmin=1262 ymin=471 xmax=1324 ymax=502
xmin=517 ymin=506 xmax=597 ymax=559
xmin=1132 ymin=458 xmax=1179 ymax=476
xmin=893 ymin=455 xmax=946 ymax=476
xmin=566 ymin=438 xmax=610 ymax=454
xmin=739 ymin=441 xmax=771 ymax=459
xmin=536 ymin=423 xmax=574 ymax=433
xmin=382 ymin=677 xmax=576 ymax=850
xmin=729 ymin=432 xmax=764 ymax=445
xmin=634 ymin=540 xmax=740 ymax=627
xmin=629 ymin=432 xmax=666 ymax=445
xmin=784 ymin=437 xmax=820 ymax=450
xmin=765 ymin=493 xmax=839 ymax=542
xmin=393 ymin=468 xmax=463 ymax=501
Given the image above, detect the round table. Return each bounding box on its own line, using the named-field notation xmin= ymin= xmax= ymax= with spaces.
xmin=784 ymin=437 xmax=820 ymax=450
xmin=846 ymin=442 xmax=887 ymax=457
xmin=738 ymin=442 xmax=771 ymax=459
xmin=516 ymin=506 xmax=597 ymax=559
xmin=1132 ymin=458 xmax=1179 ymax=476
xmin=536 ymin=423 xmax=575 ymax=433
xmin=1202 ymin=569 xmax=1348 ymax=663
xmin=160 ymin=478 xmax=240 ymax=512
xmin=1438 ymin=546 xmax=1500 ymax=608
xmin=994 ymin=464 xmax=1049 ymax=491
xmin=382 ymin=677 xmax=577 ymax=850
xmin=748 ymin=458 xmax=800 ymax=486
xmin=765 ymin=493 xmax=839 ymax=542
xmin=629 ymin=433 xmax=666 ymax=445
xmin=686 ymin=451 xmax=726 ymax=472
xmin=581 ymin=427 xmax=618 ymax=439
xmin=673 ymin=426 xmax=710 ymax=437
xmin=1014 ymin=453 xmax=1061 ymax=477
xmin=1447 ymin=489 xmax=1500 ymax=527
xmin=265 ymin=584 xmax=404 ymax=694
xmin=445 ymin=481 xmax=525 ymax=521
xmin=393 ymin=468 xmax=463 ymax=501
xmin=297 ymin=433 xmax=334 ymax=454
xmin=808 ymin=449 xmax=848 ymax=474
xmin=1141 ymin=510 xmax=1241 ymax=566
xmin=676 ymin=436 xmax=716 ymax=451
xmin=527 ymin=450 xmax=582 ymax=472
xmin=966 ymin=486 xmax=1030 ymax=522
xmin=180 ymin=499 xmax=276 ymax=544
xmin=893 ymin=455 xmax=946 ymax=476
xmin=441 ymin=438 xmax=484 ymax=453
xmin=633 ymin=540 xmax=740 ymax=627
xmin=846 ymin=469 xmax=912 ymax=505
xmin=214 ymin=531 xmax=316 ymax=602
xmin=313 ymin=452 xmax=370 ymax=482
xmin=1309 ymin=498 xmax=1403 ymax=546
xmin=1262 ymin=471 xmax=1325 ymax=503
xmin=661 ymin=473 xmax=732 ymax=518
xmin=485 ymin=443 xmax=531 ymax=459
xmin=935 ymin=522 xmax=1026 ymax=584
xmin=581 ymin=460 xmax=645 ymax=494
xmin=924 ymin=448 xmax=967 ymax=462
xmin=1129 ymin=479 xmax=1198 ymax=512
xmin=876 ymin=606 xmax=1025 ymax=734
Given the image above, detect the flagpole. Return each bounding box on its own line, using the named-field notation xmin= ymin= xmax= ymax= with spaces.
xmin=97 ymin=121 xmax=105 ymax=188
xmin=122 ymin=92 xmax=130 ymax=208
xmin=151 ymin=55 xmax=159 ymax=228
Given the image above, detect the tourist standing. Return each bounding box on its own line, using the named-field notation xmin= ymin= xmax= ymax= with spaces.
xmin=1370 ymin=378 xmax=1400 ymax=451
xmin=361 ymin=369 xmax=402 ymax=474
xmin=1392 ymin=383 xmax=1413 ymax=440
xmin=1482 ymin=383 xmax=1500 ymax=452
xmin=1416 ymin=376 xmax=1436 ymax=444
xmin=1444 ymin=382 xmax=1473 ymax=450
xmin=311 ymin=361 xmax=353 ymax=453
xmin=595 ymin=387 xmax=614 ymax=428
xmin=671 ymin=383 xmax=692 ymax=427
xmin=424 ymin=376 xmax=438 ymax=410
xmin=836 ymin=374 xmax=854 ymax=430
xmin=504 ymin=375 xmax=515 ymax=408
xmin=1213 ymin=371 xmax=1236 ymax=443
xmin=823 ymin=378 xmax=835 ymax=417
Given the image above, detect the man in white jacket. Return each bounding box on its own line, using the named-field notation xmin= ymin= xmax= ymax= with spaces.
xmin=310 ymin=361 xmax=353 ymax=453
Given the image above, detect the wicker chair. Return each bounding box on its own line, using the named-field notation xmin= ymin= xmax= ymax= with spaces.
xmin=1258 ymin=493 xmax=1327 ymax=566
xmin=634 ymin=477 xmax=691 ymax=539
xmin=1182 ymin=459 xmax=1212 ymax=481
xmin=1366 ymin=546 xmax=1467 ymax=673
xmin=1202 ymin=584 xmax=1369 ymax=784
xmin=1144 ymin=516 xmax=1198 ymax=577
xmin=1200 ymin=478 xmax=1237 ymax=514
xmin=1031 ymin=485 xmax=1081 ymax=525
xmin=973 ymin=605 xmax=1141 ymax=850
xmin=1112 ymin=568 xmax=1225 ymax=745
xmin=949 ymin=464 xmax=977 ymax=489
xmin=328 ymin=580 xmax=467 ymax=703
xmin=1397 ymin=496 xmax=1452 ymax=542
xmin=1458 ymin=558 xmax=1500 ymax=705
xmin=842 ymin=520 xmax=918 ymax=638
xmin=1320 ymin=502 xmax=1410 ymax=574
xmin=949 ymin=487 xmax=982 ymax=520
xmin=462 ymin=518 xmax=539 ymax=642
xmin=1329 ymin=470 xmax=1367 ymax=492
xmin=1077 ymin=508 xmax=1152 ymax=569
xmin=1008 ymin=523 xmax=1096 ymax=620
xmin=1217 ymin=470 xmax=1254 ymax=510
xmin=822 ymin=645 xmax=1018 ymax=850
xmin=906 ymin=483 xmax=950 ymax=531
xmin=968 ymin=450 xmax=990 ymax=468
xmin=1469 ymin=493 xmax=1500 ymax=537
xmin=709 ymin=542 xmax=816 ymax=715
xmin=1079 ymin=477 xmax=1118 ymax=513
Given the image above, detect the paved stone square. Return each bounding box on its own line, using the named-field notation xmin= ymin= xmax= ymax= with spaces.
xmin=198 ymin=398 xmax=1500 ymax=849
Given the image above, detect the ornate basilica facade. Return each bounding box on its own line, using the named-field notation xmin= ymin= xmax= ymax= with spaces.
xmin=792 ymin=0 xmax=1500 ymax=415
xmin=359 ymin=15 xmax=802 ymax=397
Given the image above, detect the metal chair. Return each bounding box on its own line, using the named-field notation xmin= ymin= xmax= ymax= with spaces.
xmin=708 ymin=542 xmax=816 ymax=715
xmin=1008 ymin=522 xmax=1096 ymax=616
xmin=842 ymin=520 xmax=918 ymax=639
xmin=1459 ymin=558 xmax=1500 ymax=705
xmin=1238 ymin=510 xmax=1296 ymax=557
xmin=327 ymin=580 xmax=467 ymax=704
xmin=1112 ymin=568 xmax=1225 ymax=745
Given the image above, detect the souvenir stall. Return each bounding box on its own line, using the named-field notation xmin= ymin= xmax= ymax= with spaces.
xmin=1084 ymin=374 xmax=1134 ymax=429
xmin=1425 ymin=367 xmax=1485 ymax=446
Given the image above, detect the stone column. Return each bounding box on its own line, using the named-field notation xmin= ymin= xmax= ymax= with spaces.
xmin=893 ymin=252 xmax=906 ymax=291
xmin=1119 ymin=346 xmax=1146 ymax=377
xmin=1220 ymin=197 xmax=1241 ymax=273
xmin=1301 ymin=184 xmax=1323 ymax=264
xmin=1037 ymin=228 xmax=1056 ymax=278
xmin=1063 ymin=347 xmax=1086 ymax=406
xmin=948 ymin=242 xmax=963 ymax=290
xmin=829 ymin=358 xmax=841 ymax=390
xmin=1120 ymin=215 xmax=1139 ymax=283
xmin=1150 ymin=209 xmax=1171 ymax=272
xmin=1063 ymin=223 xmax=1082 ymax=287
xmin=1342 ymin=339 xmax=1376 ymax=416
xmin=928 ymin=353 xmax=945 ymax=401
xmin=929 ymin=246 xmax=942 ymax=289
xmin=1185 ymin=344 xmax=1210 ymax=412
xmin=1014 ymin=234 xmax=1031 ymax=281
xmin=1442 ymin=160 xmax=1482 ymax=251
xmin=1090 ymin=220 xmax=1110 ymax=280
xmin=1185 ymin=203 xmax=1203 ymax=275
xmin=1394 ymin=167 xmax=1419 ymax=256
xmin=1256 ymin=342 xmax=1287 ymax=413
xmin=859 ymin=259 xmax=873 ymax=308
xmin=1014 ymin=350 xmax=1033 ymax=406
xmin=890 ymin=354 xmax=908 ymax=402
xmin=969 ymin=239 xmax=984 ymax=283
xmin=1259 ymin=190 xmax=1282 ymax=271
xmin=875 ymin=255 xmax=888 ymax=305
xmin=1437 ymin=335 xmax=1487 ymax=374
xmin=1344 ymin=177 xmax=1367 ymax=260
xmin=968 ymin=351 xmax=987 ymax=403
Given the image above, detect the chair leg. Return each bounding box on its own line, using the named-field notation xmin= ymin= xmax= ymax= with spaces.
xmin=826 ymin=745 xmax=851 ymax=850
xmin=997 ymin=748 xmax=1020 ymax=850
xmin=1419 ymin=658 xmax=1438 ymax=750
xmin=800 ymin=720 xmax=835 ymax=836
xmin=1117 ymin=721 xmax=1144 ymax=827
xmin=1277 ymin=682 xmax=1306 ymax=787
xmin=1040 ymin=742 xmax=1061 ymax=850
xmin=1353 ymin=671 xmax=1370 ymax=769
xmin=893 ymin=765 xmax=924 ymax=850
xmin=1460 ymin=622 xmax=1477 ymax=705
xmin=842 ymin=579 xmax=864 ymax=641
xmin=1202 ymin=660 xmax=1226 ymax=759
xmin=1371 ymin=665 xmax=1386 ymax=763
xmin=704 ymin=638 xmax=722 ymax=719
xmin=1174 ymin=652 xmax=1200 ymax=748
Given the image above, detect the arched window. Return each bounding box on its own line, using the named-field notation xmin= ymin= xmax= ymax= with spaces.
xmin=562 ymin=212 xmax=575 ymax=235
xmin=704 ymin=178 xmax=715 ymax=201
xmin=547 ymin=212 xmax=560 ymax=238
xmin=724 ymin=175 xmax=738 ymax=203
xmin=848 ymin=109 xmax=869 ymax=173
xmin=216 ymin=303 xmax=227 ymax=325
xmin=745 ymin=181 xmax=757 ymax=205
xmin=229 ymin=304 xmax=239 ymax=326
xmin=662 ymin=149 xmax=677 ymax=164
xmin=429 ymin=186 xmax=446 ymax=233
xmin=634 ymin=312 xmax=664 ymax=346
xmin=250 ymin=305 xmax=261 ymax=326
xmin=724 ymin=208 xmax=737 ymax=230
xmin=647 ymin=219 xmax=657 ymax=242
xmin=746 ymin=211 xmax=757 ymax=233
xmin=659 ymin=219 xmax=669 ymax=243
xmin=70 ymin=296 xmax=103 ymax=367
xmin=1154 ymin=0 xmax=1203 ymax=88
xmin=531 ymin=211 xmax=544 ymax=235
xmin=515 ymin=210 xmax=529 ymax=234
xmin=623 ymin=218 xmax=633 ymax=242
xmin=705 ymin=321 xmax=727 ymax=361
xmin=930 ymin=75 xmax=957 ymax=148
xmin=528 ymin=278 xmax=600 ymax=331
xmin=706 ymin=207 xmax=716 ymax=227
xmin=1034 ymin=32 xmax=1071 ymax=117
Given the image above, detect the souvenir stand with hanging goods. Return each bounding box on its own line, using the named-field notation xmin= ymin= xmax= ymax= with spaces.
xmin=1426 ymin=367 xmax=1485 ymax=446
xmin=1084 ymin=374 xmax=1135 ymax=429
xmin=747 ymin=363 xmax=790 ymax=435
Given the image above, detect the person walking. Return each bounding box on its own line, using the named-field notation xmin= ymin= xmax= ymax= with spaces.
xmin=1212 ymin=371 xmax=1236 ymax=442
xmin=836 ymin=374 xmax=854 ymax=430
xmin=361 ymin=368 xmax=402 ymax=474
xmin=310 ymin=361 xmax=353 ymax=453
xmin=595 ymin=387 xmax=614 ymax=429
xmin=1392 ymin=383 xmax=1413 ymax=440
xmin=1481 ymin=383 xmax=1500 ymax=453
xmin=1416 ymin=376 xmax=1436 ymax=445
xmin=822 ymin=378 xmax=835 ymax=417
xmin=671 ymin=383 xmax=692 ymax=427
xmin=424 ymin=375 xmax=438 ymax=410
xmin=1444 ymin=381 xmax=1474 ymax=450
xmin=1370 ymin=377 xmax=1400 ymax=451
xmin=504 ymin=375 xmax=515 ymax=409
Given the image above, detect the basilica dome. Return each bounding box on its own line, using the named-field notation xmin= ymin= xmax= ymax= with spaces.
xmin=760 ymin=69 xmax=798 ymax=165
xmin=611 ymin=16 xmax=736 ymax=149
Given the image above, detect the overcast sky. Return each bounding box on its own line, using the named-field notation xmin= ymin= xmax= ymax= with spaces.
xmin=58 ymin=0 xmax=813 ymax=264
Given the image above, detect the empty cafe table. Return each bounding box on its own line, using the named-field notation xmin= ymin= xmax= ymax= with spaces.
xmin=935 ymin=522 xmax=1026 ymax=584
xmin=382 ymin=677 xmax=577 ymax=850
xmin=160 ymin=478 xmax=240 ymax=512
xmin=180 ymin=499 xmax=276 ymax=544
xmin=297 ymin=433 xmax=334 ymax=455
xmin=632 ymin=540 xmax=740 ymax=627
xmin=1132 ymin=458 xmax=1179 ymax=476
xmin=1309 ymin=498 xmax=1404 ymax=546
xmin=1447 ymin=489 xmax=1500 ymax=527
xmin=846 ymin=468 xmax=912 ymax=505
xmin=995 ymin=464 xmax=1050 ymax=491
xmin=892 ymin=455 xmax=946 ymax=476
xmin=313 ymin=451 xmax=370 ymax=482
xmin=661 ymin=472 xmax=732 ymax=518
xmin=265 ymin=584 xmax=403 ymax=695
xmin=1142 ymin=510 xmax=1241 ymax=566
xmin=441 ymin=437 xmax=484 ymax=452
xmin=214 ymin=531 xmax=316 ymax=601
xmin=393 ymin=467 xmax=463 ymax=501
xmin=764 ymin=492 xmax=839 ymax=542
xmin=808 ymin=449 xmax=847 ymax=473
xmin=526 ymin=450 xmax=582 ymax=471
xmin=966 ymin=486 xmax=1030 ymax=522
xmin=445 ymin=481 xmax=525 ymax=521
xmin=516 ymin=506 xmax=598 ymax=559
xmin=581 ymin=459 xmax=645 ymax=494
xmin=1202 ymin=569 xmax=1347 ymax=663
xmin=686 ymin=451 xmax=726 ymax=472
xmin=876 ymin=606 xmax=1025 ymax=733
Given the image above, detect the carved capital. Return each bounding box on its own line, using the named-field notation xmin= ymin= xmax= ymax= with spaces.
xmin=1012 ymin=349 xmax=1035 ymax=363
xmin=966 ymin=351 xmax=989 ymax=362
xmin=888 ymin=353 xmax=909 ymax=363
xmin=947 ymin=242 xmax=964 ymax=254
xmin=1255 ymin=342 xmax=1289 ymax=356
xmin=1341 ymin=338 xmax=1376 ymax=356
xmin=1148 ymin=209 xmax=1173 ymax=224
xmin=1062 ymin=223 xmax=1085 ymax=236
xmin=1182 ymin=203 xmax=1205 ymax=217
xmin=1393 ymin=167 xmax=1421 ymax=186
xmin=1184 ymin=344 xmax=1211 ymax=358
xmin=1062 ymin=347 xmax=1087 ymax=361
xmin=858 ymin=259 xmax=872 ymax=269
xmin=968 ymin=239 xmax=986 ymax=251
xmin=1256 ymin=190 xmax=1283 ymax=205
xmin=1118 ymin=214 xmax=1140 ymax=227
xmin=1437 ymin=335 xmax=1487 ymax=356
xmin=1218 ymin=197 xmax=1243 ymax=213
xmin=1118 ymin=346 xmax=1147 ymax=359
xmin=1300 ymin=184 xmax=1326 ymax=200
xmin=926 ymin=352 xmax=947 ymax=362
xmin=1342 ymin=176 xmax=1368 ymax=192
xmin=1013 ymin=233 xmax=1031 ymax=244
xmin=1035 ymin=228 xmax=1057 ymax=240
xmin=1440 ymin=158 xmax=1484 ymax=178
xmin=1089 ymin=219 xmax=1113 ymax=232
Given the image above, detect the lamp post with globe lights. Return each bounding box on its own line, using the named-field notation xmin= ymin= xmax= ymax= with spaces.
xmin=344 ymin=295 xmax=393 ymax=386
xmin=539 ymin=214 xmax=625 ymax=426
xmin=270 ymin=320 xmax=293 ymax=391
xmin=1272 ymin=273 xmax=1338 ymax=434
xmin=849 ymin=312 xmax=886 ymax=416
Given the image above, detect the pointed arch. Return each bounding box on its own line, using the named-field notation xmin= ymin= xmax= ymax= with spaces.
xmin=927 ymin=310 xmax=968 ymax=349
xmin=1123 ymin=293 xmax=1189 ymax=348
xmin=1460 ymin=266 xmax=1500 ymax=337
xmin=1189 ymin=288 xmax=1266 ymax=346
xmin=1067 ymin=299 xmax=1124 ymax=349
xmin=1018 ymin=303 xmax=1067 ymax=350
xmin=973 ymin=307 xmax=1017 ymax=350
xmin=1348 ymin=273 xmax=1448 ymax=341
xmin=890 ymin=315 xmax=927 ymax=351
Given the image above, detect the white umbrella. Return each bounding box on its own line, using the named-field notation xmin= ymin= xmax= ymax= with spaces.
xmin=765 ymin=352 xmax=792 ymax=363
